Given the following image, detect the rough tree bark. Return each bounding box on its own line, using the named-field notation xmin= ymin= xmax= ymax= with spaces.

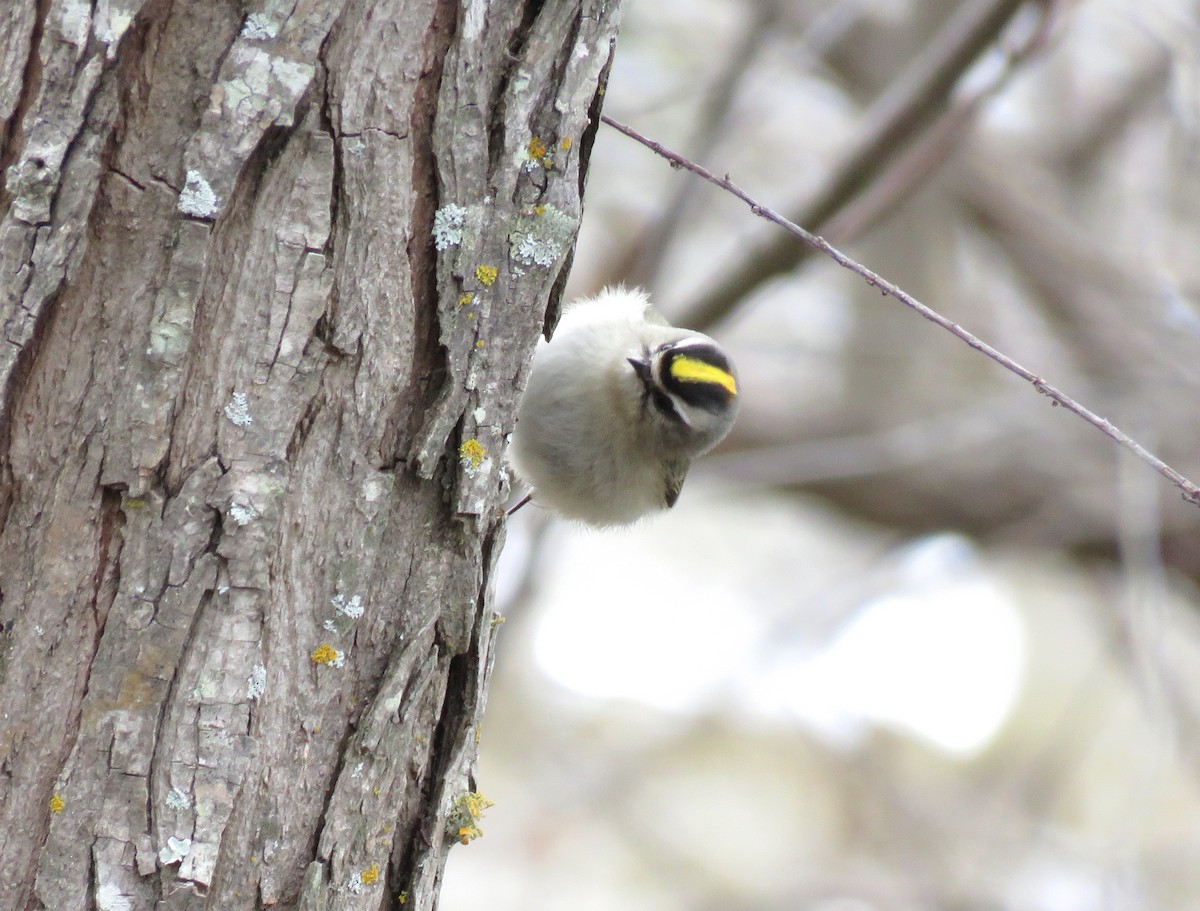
xmin=0 ymin=1 xmax=624 ymax=909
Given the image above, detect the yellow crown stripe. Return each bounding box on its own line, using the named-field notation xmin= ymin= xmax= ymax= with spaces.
xmin=669 ymin=355 xmax=737 ymax=395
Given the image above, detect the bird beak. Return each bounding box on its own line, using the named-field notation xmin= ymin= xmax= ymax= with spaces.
xmin=627 ymin=356 xmax=651 ymax=383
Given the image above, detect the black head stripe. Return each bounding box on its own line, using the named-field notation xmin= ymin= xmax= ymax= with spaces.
xmin=664 ymin=340 xmax=732 ymax=374
xmin=658 ymin=342 xmax=737 ymax=411
xmin=631 ymin=351 xmax=687 ymax=425
xmin=651 ymin=389 xmax=686 ymax=424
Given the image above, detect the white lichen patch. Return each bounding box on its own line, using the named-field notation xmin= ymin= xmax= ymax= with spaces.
xmin=460 ymin=455 xmax=492 ymax=479
xmin=59 ymin=0 xmax=91 ymax=47
xmin=213 ymin=41 xmax=314 ymax=127
xmin=178 ymin=170 xmax=219 ymax=218
xmin=247 ymin=664 xmax=267 ymax=700
xmin=510 ymin=205 xmax=576 ymax=267
xmin=229 ymin=502 xmax=258 ymax=526
xmin=165 ymin=787 xmax=192 ymax=811
xmin=432 ymin=204 xmax=467 ymax=250
xmin=241 ymin=12 xmax=278 ymax=39
xmin=270 ymin=57 xmax=315 ymax=100
xmin=361 ymin=478 xmax=384 ymax=502
xmin=516 ymin=152 xmax=538 ymax=173
xmin=332 ymin=593 xmax=365 ymax=619
xmin=158 ymin=836 xmax=192 ymax=866
xmin=94 ymin=5 xmax=134 ymax=58
xmin=223 ymin=391 xmax=253 ymax=426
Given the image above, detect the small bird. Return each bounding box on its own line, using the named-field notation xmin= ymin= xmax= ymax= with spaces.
xmin=508 ymin=286 xmax=739 ymax=526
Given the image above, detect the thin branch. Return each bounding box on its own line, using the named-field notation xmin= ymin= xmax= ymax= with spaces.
xmin=600 ymin=113 xmax=1200 ymax=508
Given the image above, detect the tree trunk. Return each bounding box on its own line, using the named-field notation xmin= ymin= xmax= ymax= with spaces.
xmin=0 ymin=1 xmax=623 ymax=908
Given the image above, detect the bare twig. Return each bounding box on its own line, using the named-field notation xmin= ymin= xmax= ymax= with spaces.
xmin=600 ymin=113 xmax=1200 ymax=507
xmin=506 ymin=492 xmax=533 ymax=516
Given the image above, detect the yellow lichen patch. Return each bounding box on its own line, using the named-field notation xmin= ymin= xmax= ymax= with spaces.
xmin=457 ymin=825 xmax=483 ymax=845
xmin=448 ymin=791 xmax=494 ymax=845
xmin=534 ymin=204 xmax=547 ymax=216
xmin=474 ymin=265 xmax=498 ymax=286
xmin=560 ymin=137 xmax=573 ymax=150
xmin=463 ymin=792 xmax=494 ymax=818
xmin=458 ymin=292 xmax=475 ymax=307
xmin=126 ymin=498 xmax=146 ymax=508
xmin=398 ymin=891 xmax=409 ymax=904
xmin=49 ymin=794 xmax=65 ymax=814
xmin=360 ymin=863 xmax=380 ymax=886
xmin=527 ymin=136 xmax=548 ymax=159
xmin=474 ymin=339 xmax=486 ymax=349
xmin=459 ymin=439 xmax=487 ymax=469
xmin=310 ymin=643 xmax=339 ymax=665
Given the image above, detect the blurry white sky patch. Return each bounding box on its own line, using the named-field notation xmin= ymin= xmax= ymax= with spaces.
xmin=755 ymin=538 xmax=1028 ymax=755
xmin=528 ymin=497 xmax=767 ymax=713
xmin=518 ymin=491 xmax=1027 ymax=758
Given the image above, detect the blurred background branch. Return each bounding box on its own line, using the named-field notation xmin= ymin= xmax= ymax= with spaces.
xmin=601 ymin=112 xmax=1200 ymax=510
xmin=679 ymin=0 xmax=1050 ymax=332
xmin=446 ymin=1 xmax=1200 ymax=908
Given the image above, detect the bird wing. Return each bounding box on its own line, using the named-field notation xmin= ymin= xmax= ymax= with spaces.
xmin=663 ymin=458 xmax=690 ymax=508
